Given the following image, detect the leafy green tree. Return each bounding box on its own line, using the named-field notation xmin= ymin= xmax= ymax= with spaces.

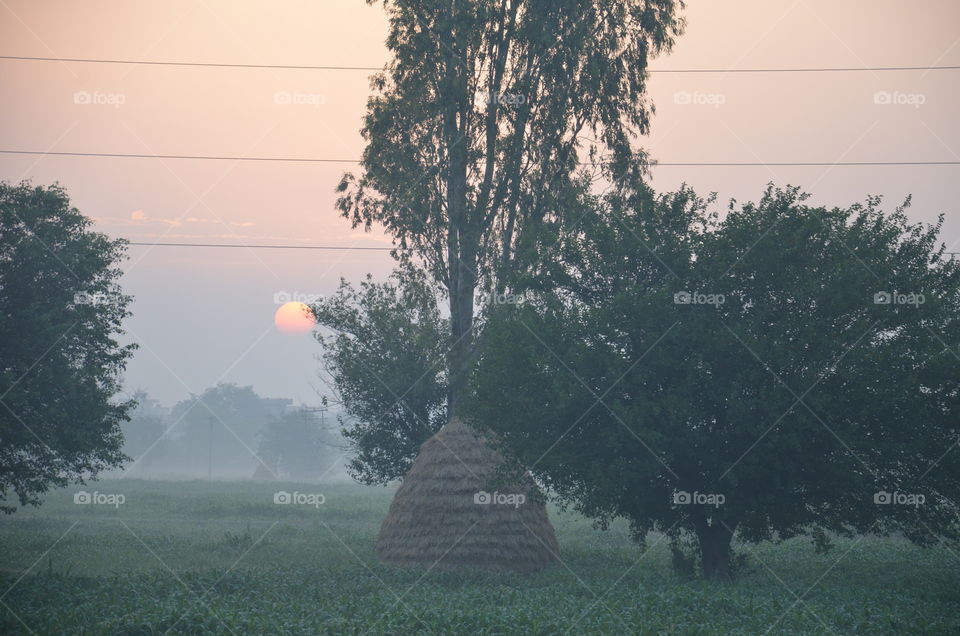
xmin=311 ymin=267 xmax=448 ymax=483
xmin=471 ymin=184 xmax=960 ymax=579
xmin=0 ymin=181 xmax=135 ymax=512
xmin=338 ymin=0 xmax=685 ymax=414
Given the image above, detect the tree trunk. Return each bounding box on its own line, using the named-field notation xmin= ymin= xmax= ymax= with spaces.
xmin=441 ymin=0 xmax=476 ymax=421
xmin=695 ymin=520 xmax=735 ymax=581
xmin=446 ymin=247 xmax=475 ymax=418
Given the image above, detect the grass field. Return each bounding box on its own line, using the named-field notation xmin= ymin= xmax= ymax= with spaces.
xmin=0 ymin=479 xmax=957 ymax=634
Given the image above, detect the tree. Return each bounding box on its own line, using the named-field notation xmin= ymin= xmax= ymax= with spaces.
xmin=337 ymin=0 xmax=685 ymax=415
xmin=257 ymin=409 xmax=345 ymax=481
xmin=119 ymin=390 xmax=170 ymax=475
xmin=167 ymin=383 xmax=286 ymax=478
xmin=0 ymin=181 xmax=135 ymax=513
xmin=311 ymin=267 xmax=448 ymax=483
xmin=471 ymin=184 xmax=960 ymax=579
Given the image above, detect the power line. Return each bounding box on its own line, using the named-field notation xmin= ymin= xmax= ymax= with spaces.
xmin=0 ymin=150 xmax=354 ymax=163
xmin=128 ymin=241 xmax=399 ymax=251
xmin=2 ymin=150 xmax=958 ymax=167
xmin=2 ymin=54 xmax=958 ymax=74
xmin=124 ymin=243 xmax=960 ymax=259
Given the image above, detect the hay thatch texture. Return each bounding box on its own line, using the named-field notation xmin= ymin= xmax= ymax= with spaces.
xmin=375 ymin=417 xmax=559 ymax=574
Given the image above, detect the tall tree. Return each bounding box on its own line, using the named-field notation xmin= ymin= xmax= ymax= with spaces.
xmin=338 ymin=0 xmax=685 ymax=415
xmin=0 ymin=182 xmax=135 ymax=513
xmin=471 ymin=184 xmax=960 ymax=579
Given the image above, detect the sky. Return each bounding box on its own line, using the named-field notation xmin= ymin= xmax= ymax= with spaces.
xmin=2 ymin=0 xmax=958 ymax=407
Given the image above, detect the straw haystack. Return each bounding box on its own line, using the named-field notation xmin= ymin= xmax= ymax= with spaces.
xmin=375 ymin=417 xmax=559 ymax=573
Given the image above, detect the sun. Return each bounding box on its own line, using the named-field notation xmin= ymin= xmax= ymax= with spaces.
xmin=274 ymin=302 xmax=315 ymax=334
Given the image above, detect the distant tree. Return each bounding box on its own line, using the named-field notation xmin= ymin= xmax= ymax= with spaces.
xmin=337 ymin=0 xmax=686 ymax=415
xmin=0 ymin=181 xmax=135 ymax=513
xmin=471 ymin=184 xmax=960 ymax=579
xmin=168 ymin=383 xmax=285 ymax=478
xmin=258 ymin=409 xmax=342 ymax=481
xmin=311 ymin=266 xmax=448 ymax=483
xmin=119 ymin=390 xmax=170 ymax=475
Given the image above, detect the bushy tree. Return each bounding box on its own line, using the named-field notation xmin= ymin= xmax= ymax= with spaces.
xmin=472 ymin=184 xmax=960 ymax=579
xmin=311 ymin=267 xmax=448 ymax=483
xmin=0 ymin=181 xmax=135 ymax=512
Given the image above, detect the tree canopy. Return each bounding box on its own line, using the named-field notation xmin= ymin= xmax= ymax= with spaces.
xmin=471 ymin=183 xmax=960 ymax=578
xmin=338 ymin=0 xmax=686 ymax=413
xmin=311 ymin=266 xmax=448 ymax=483
xmin=0 ymin=181 xmax=135 ymax=513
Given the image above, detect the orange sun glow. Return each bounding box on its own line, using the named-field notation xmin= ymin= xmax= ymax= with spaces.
xmin=274 ymin=302 xmax=315 ymax=334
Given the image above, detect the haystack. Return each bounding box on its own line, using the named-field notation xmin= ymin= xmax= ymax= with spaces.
xmin=375 ymin=417 xmax=559 ymax=573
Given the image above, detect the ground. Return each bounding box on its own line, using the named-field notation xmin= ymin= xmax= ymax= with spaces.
xmin=0 ymin=480 xmax=957 ymax=634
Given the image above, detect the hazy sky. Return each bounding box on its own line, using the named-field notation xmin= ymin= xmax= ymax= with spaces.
xmin=2 ymin=0 xmax=958 ymax=406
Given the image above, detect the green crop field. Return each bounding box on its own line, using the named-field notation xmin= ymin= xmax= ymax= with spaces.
xmin=0 ymin=479 xmax=957 ymax=634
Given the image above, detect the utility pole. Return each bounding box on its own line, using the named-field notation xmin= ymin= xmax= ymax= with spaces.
xmin=208 ymin=415 xmax=215 ymax=480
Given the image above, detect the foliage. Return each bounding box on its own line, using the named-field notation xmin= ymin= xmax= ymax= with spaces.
xmin=311 ymin=267 xmax=448 ymax=483
xmin=0 ymin=181 xmax=135 ymax=513
xmin=338 ymin=0 xmax=686 ymax=412
xmin=471 ymin=183 xmax=960 ymax=579
xmin=257 ymin=409 xmax=343 ymax=481
xmin=167 ymin=383 xmax=289 ymax=478
xmin=118 ymin=390 xmax=170 ymax=474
